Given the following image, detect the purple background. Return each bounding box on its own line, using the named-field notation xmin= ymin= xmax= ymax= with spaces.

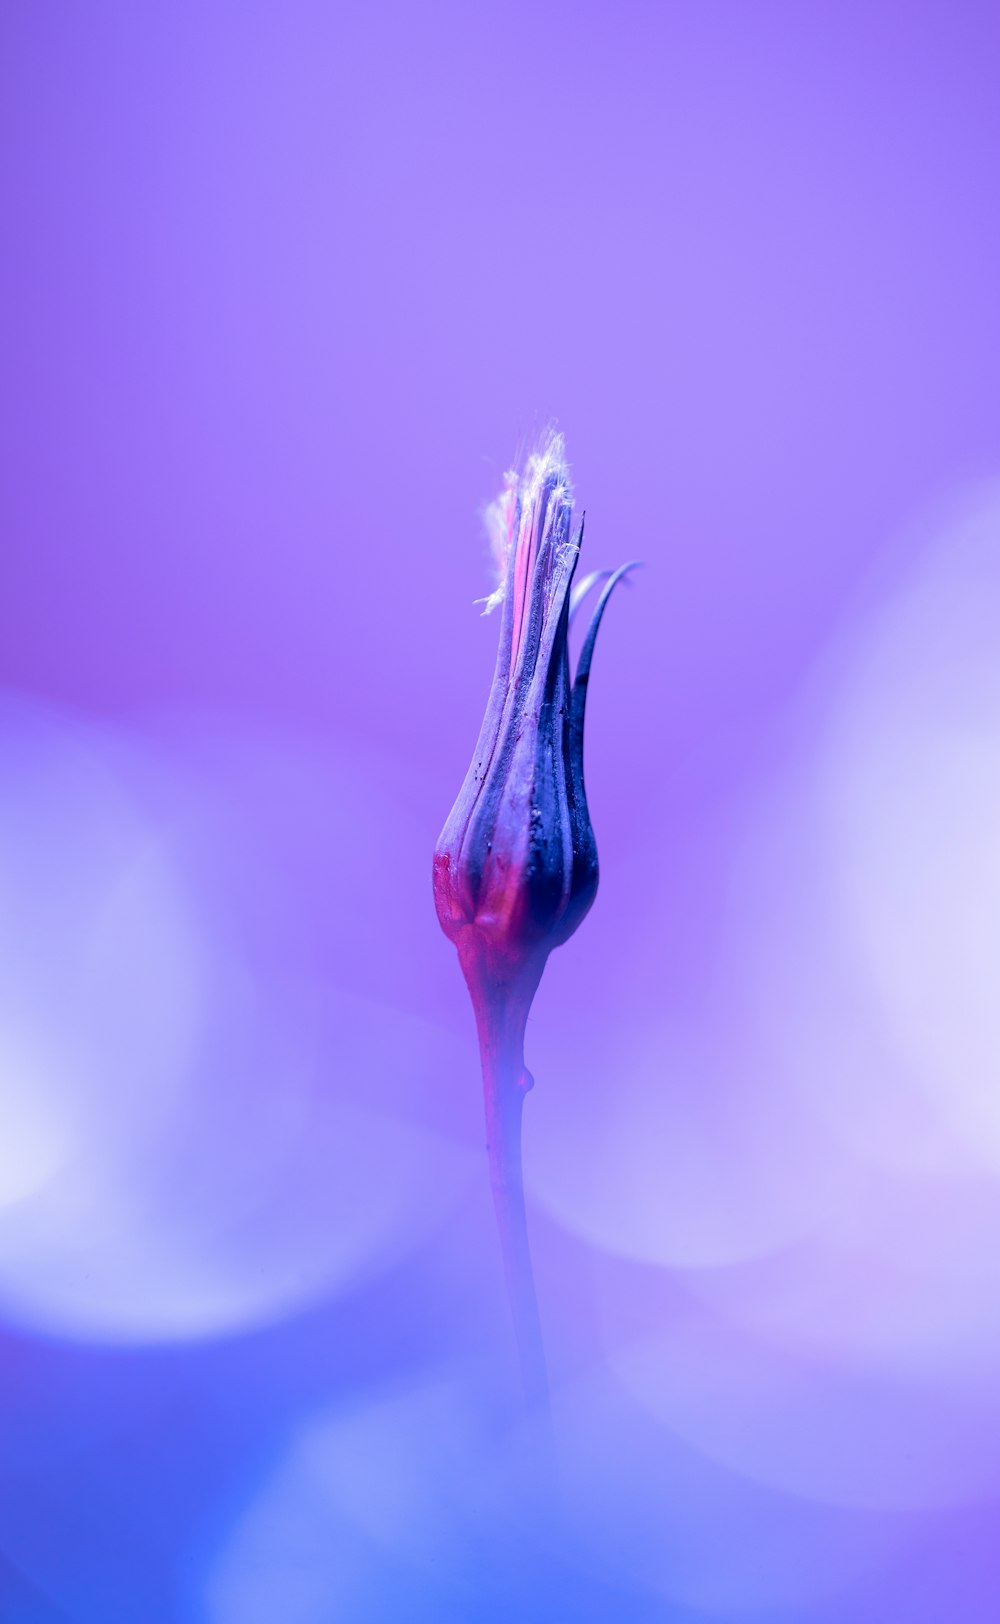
xmin=2 ymin=2 xmax=1000 ymax=1619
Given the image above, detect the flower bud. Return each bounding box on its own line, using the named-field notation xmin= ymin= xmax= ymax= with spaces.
xmin=433 ymin=433 xmax=635 ymax=994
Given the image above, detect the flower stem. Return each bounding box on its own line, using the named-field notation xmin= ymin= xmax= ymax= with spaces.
xmin=483 ymin=1050 xmax=548 ymax=1410
xmin=460 ymin=946 xmax=551 ymax=1414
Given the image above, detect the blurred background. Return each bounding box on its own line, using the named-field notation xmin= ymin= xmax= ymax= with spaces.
xmin=2 ymin=1 xmax=1000 ymax=1618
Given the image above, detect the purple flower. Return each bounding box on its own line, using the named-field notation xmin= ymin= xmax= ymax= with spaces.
xmin=432 ymin=430 xmax=636 ymax=1409
xmin=433 ymin=432 xmax=635 ymax=1002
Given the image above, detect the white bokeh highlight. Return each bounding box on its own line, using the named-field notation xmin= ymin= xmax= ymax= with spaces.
xmin=0 ymin=697 xmax=474 ymax=1342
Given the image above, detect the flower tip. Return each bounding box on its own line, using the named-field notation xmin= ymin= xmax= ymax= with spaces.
xmin=522 ymin=428 xmax=572 ymax=508
xmin=477 ymin=432 xmax=575 ymax=615
xmin=475 ymin=585 xmax=505 ymax=615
